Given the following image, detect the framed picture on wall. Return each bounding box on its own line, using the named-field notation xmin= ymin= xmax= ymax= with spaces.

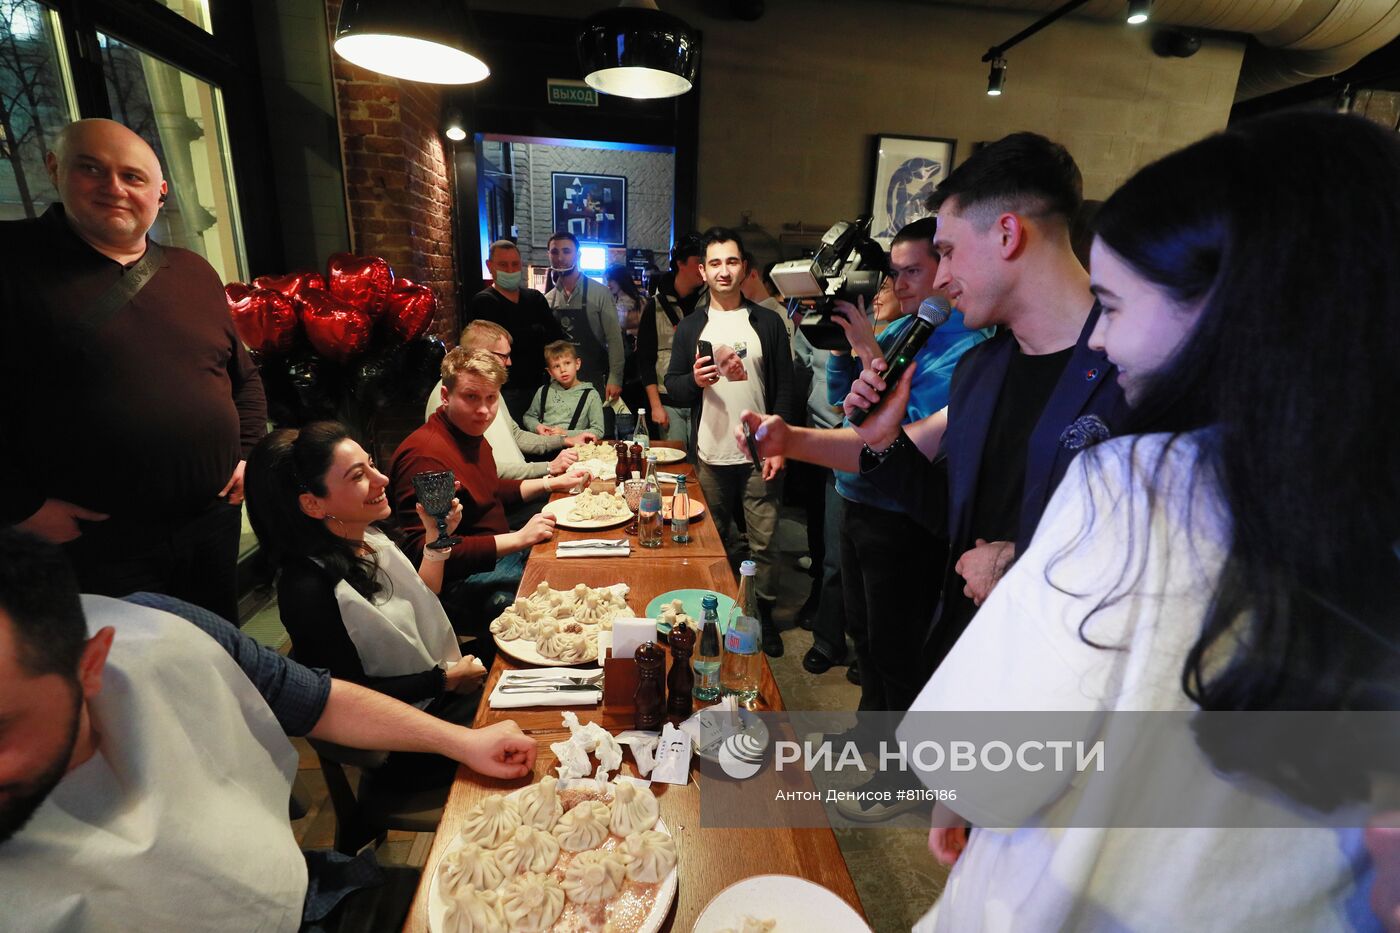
xmin=551 ymin=172 xmax=627 ymax=246
xmin=868 ymin=134 xmax=957 ymax=240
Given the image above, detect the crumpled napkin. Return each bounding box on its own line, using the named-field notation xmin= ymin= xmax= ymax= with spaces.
xmin=551 ymin=710 xmax=625 ymax=781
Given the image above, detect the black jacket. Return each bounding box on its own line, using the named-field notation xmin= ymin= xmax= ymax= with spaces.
xmin=663 ymin=296 xmax=798 ymax=452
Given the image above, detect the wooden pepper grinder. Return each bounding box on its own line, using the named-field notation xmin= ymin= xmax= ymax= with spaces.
xmin=633 ymin=641 xmax=666 ymax=730
xmin=666 ymin=620 xmax=695 ymax=720
xmin=613 ymin=441 xmax=631 ymax=479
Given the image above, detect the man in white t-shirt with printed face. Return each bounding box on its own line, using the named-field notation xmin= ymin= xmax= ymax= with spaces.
xmin=663 ymin=228 xmax=796 ymax=656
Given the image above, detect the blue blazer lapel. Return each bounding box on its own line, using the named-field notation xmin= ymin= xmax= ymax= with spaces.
xmin=945 ymin=331 xmax=1015 ymax=549
xmin=1019 ymin=303 xmax=1118 ymax=548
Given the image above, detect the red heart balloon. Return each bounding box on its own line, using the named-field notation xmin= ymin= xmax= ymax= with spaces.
xmin=327 ymin=253 xmax=394 ymax=318
xmin=299 ymin=290 xmax=374 ymax=363
xmin=253 ymin=270 xmax=326 ymax=298
xmin=383 ymin=279 xmax=437 ymax=342
xmin=227 ymin=286 xmax=298 ymax=354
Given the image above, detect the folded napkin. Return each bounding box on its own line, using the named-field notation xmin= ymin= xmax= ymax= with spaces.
xmin=557 ymin=538 xmax=630 ymax=558
xmin=488 ymin=667 xmax=604 ymax=709
xmin=657 ymin=472 xmax=683 ymax=484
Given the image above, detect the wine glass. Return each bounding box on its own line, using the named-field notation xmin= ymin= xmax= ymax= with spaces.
xmin=622 ymin=478 xmax=646 ymax=536
xmin=412 ymin=470 xmax=461 ymax=550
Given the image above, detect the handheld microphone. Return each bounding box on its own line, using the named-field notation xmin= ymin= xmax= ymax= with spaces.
xmin=848 ymin=295 xmax=951 ymax=426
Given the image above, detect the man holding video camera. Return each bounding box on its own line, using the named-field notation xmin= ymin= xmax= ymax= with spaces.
xmin=664 ymin=227 xmax=795 ymax=657
xmin=824 ymin=218 xmax=991 ymax=721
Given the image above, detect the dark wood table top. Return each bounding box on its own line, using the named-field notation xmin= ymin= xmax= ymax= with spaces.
xmin=399 ymin=745 xmax=863 ymax=932
xmin=401 ymin=439 xmax=864 ymax=932
xmin=471 ymin=555 xmax=792 ymax=732
xmin=547 ymin=441 xmax=728 ymax=559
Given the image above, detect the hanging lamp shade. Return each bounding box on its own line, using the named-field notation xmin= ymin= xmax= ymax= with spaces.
xmin=334 ymin=0 xmax=490 ymax=85
xmin=577 ymin=0 xmax=699 ymax=100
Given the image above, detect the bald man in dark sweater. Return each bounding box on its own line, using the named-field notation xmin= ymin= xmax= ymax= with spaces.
xmin=0 ymin=119 xmax=265 ymax=623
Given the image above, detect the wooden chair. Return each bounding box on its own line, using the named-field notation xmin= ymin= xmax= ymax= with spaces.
xmin=308 ymin=739 xmax=447 ymax=855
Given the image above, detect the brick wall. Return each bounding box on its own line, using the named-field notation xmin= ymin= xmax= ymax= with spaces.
xmin=324 ymin=0 xmax=458 ymax=344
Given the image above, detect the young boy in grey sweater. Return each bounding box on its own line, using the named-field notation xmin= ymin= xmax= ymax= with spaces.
xmin=524 ymin=340 xmax=607 ymax=438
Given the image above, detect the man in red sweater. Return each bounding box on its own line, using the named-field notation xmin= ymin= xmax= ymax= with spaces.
xmin=389 ymin=349 xmax=587 ymax=633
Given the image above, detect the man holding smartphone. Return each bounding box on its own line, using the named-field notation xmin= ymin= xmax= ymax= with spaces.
xmin=664 ymin=228 xmax=796 ymax=656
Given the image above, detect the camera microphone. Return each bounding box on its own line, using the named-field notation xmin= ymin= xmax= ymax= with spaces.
xmin=848 ymin=295 xmax=951 ymax=426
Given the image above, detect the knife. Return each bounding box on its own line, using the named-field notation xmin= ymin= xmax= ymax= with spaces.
xmin=497 ymin=683 xmax=603 ymax=693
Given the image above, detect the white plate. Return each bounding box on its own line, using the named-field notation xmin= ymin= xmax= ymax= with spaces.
xmin=429 ymin=780 xmax=678 ymax=933
xmin=693 ymin=875 xmax=871 ymax=932
xmin=492 ymin=583 xmax=630 ymax=667
xmin=493 ymin=632 xmax=600 ymax=667
xmin=646 ymin=446 xmax=687 ymax=464
xmin=543 ymin=494 xmax=632 ymax=530
xmin=575 ymin=458 xmax=616 ymax=481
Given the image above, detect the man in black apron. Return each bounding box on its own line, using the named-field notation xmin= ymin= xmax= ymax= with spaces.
xmin=543 ymin=232 xmax=625 ymax=416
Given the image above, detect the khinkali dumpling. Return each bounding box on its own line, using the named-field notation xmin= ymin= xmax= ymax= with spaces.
xmin=609 ymin=780 xmax=659 ymax=836
xmin=517 ymin=775 xmax=564 ymax=830
xmin=497 ymin=824 xmax=561 ymax=875
xmin=500 ymin=871 xmax=565 ymax=932
xmin=459 ymin=795 xmax=521 ymax=849
xmin=561 ymin=849 xmax=626 ymax=905
xmin=621 ymin=830 xmax=677 ymax=883
xmin=437 ymin=840 xmax=504 ymax=893
xmin=489 ymin=612 xmax=525 ymax=640
xmin=441 ymin=888 xmax=506 ymax=933
xmin=552 ymin=799 xmax=611 ymax=851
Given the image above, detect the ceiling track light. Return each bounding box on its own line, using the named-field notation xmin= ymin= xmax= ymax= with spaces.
xmin=577 ymin=0 xmax=700 ymax=100
xmin=987 ymin=58 xmax=1007 ymax=96
xmin=1126 ymin=0 xmax=1151 ymax=26
xmin=980 ymin=0 xmax=1091 ymax=98
xmin=334 ymin=0 xmax=490 ymax=85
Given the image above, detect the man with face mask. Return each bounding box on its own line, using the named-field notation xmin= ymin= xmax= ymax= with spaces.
xmin=544 ymin=232 xmax=625 ymax=404
xmin=465 ymin=239 xmax=566 ymax=423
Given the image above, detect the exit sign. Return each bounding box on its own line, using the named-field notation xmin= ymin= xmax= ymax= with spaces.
xmin=547 ymin=80 xmax=598 ymax=107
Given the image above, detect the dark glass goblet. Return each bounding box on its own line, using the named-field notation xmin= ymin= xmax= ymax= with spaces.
xmin=412 ymin=470 xmax=461 ymax=550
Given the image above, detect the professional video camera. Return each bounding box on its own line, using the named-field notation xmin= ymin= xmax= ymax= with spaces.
xmin=769 ymin=216 xmax=886 ymax=351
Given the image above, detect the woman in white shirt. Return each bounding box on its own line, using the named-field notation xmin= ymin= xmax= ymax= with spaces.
xmin=907 ymin=111 xmax=1400 ymax=930
xmin=246 ymin=421 xmax=487 ymax=791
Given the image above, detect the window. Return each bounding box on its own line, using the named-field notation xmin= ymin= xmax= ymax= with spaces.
xmin=99 ymin=31 xmax=245 ymax=280
xmin=152 ymin=0 xmax=211 ymax=34
xmin=0 ymin=0 xmax=77 ymax=220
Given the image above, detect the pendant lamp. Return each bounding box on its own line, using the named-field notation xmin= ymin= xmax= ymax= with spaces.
xmin=334 ymin=0 xmax=490 ymax=85
xmin=577 ymin=0 xmax=700 ymax=100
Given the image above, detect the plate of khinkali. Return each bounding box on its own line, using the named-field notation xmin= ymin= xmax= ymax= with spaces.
xmin=429 ymin=776 xmax=677 ymax=933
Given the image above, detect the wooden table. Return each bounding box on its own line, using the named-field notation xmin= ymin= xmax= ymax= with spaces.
xmin=548 ymin=442 xmax=729 ymax=559
xmin=401 ymin=746 xmax=863 ymax=931
xmin=402 ymin=440 xmax=866 ymax=931
xmin=472 ymin=555 xmax=788 ymax=732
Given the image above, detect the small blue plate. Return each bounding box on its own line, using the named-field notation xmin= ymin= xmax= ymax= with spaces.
xmin=645 ymin=588 xmax=736 ymax=634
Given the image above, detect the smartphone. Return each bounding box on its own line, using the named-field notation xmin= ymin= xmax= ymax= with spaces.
xmin=697 ymin=339 xmax=714 ymax=362
xmin=741 ymin=421 xmax=762 ymax=466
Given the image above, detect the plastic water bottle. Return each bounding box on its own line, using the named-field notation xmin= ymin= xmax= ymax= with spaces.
xmin=633 ymin=407 xmax=650 ymax=450
xmin=692 ymin=593 xmax=722 ymax=702
xmin=670 ymin=474 xmax=691 ymax=544
xmin=721 ymin=561 xmax=762 ymax=703
xmin=638 ymin=453 xmax=663 ymax=548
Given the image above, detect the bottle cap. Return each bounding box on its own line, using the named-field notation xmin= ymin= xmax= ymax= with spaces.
xmin=638 ymin=407 xmax=646 ymax=415
xmin=701 ymin=594 xmax=718 ymax=610
xmin=739 ymin=560 xmax=757 ymax=576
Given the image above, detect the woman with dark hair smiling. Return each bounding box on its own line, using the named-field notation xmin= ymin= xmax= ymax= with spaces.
xmin=245 ymin=421 xmax=486 ymax=791
xmin=903 ymin=111 xmax=1400 ymax=930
